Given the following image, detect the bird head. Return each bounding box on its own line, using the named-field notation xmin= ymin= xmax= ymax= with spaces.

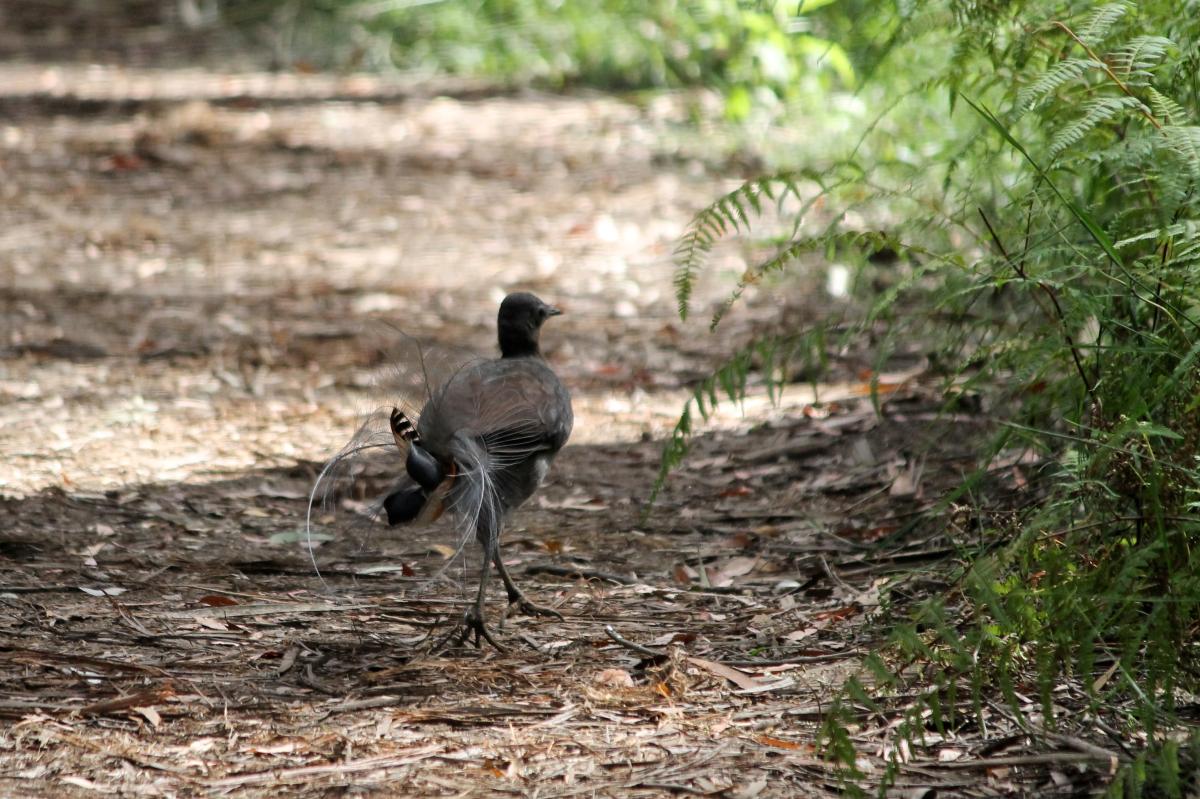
xmin=497 ymin=292 xmax=562 ymax=358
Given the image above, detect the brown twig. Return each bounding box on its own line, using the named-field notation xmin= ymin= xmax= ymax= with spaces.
xmin=525 ymin=565 xmax=637 ymax=585
xmin=1045 ymin=732 xmax=1127 ymax=765
xmin=204 ymin=749 xmax=443 ymax=788
xmin=604 ymin=625 xmax=665 ymax=658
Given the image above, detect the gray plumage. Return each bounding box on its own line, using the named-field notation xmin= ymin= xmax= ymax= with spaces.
xmin=378 ymin=292 xmax=573 ymax=649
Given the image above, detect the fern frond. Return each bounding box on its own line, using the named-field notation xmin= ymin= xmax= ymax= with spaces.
xmin=1163 ymin=126 xmax=1200 ymax=179
xmin=1017 ymin=58 xmax=1101 ymax=110
xmin=707 ymin=229 xmax=906 ymax=330
xmin=1076 ymin=1 xmax=1133 ymax=47
xmin=673 ymin=175 xmax=801 ymax=320
xmin=1169 ymin=234 xmax=1200 ymax=269
xmin=1048 ymin=95 xmax=1145 ymax=159
xmin=1146 ymin=87 xmax=1188 ymax=126
xmin=1109 ymin=35 xmax=1175 ymax=84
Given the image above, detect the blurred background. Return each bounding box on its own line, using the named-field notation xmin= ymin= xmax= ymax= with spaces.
xmin=0 ymin=0 xmax=876 ymax=495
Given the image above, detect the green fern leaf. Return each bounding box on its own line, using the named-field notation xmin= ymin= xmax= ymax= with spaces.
xmin=1049 ymin=96 xmax=1145 ymax=159
xmin=1109 ymin=35 xmax=1175 ymax=83
xmin=673 ymin=175 xmax=801 ymax=320
xmin=1077 ymin=1 xmax=1133 ymax=47
xmin=645 ymin=328 xmax=833 ymax=507
xmin=1017 ymin=58 xmax=1101 ymax=110
xmin=1163 ymin=126 xmax=1200 ymax=178
xmin=1146 ymin=87 xmax=1188 ymax=125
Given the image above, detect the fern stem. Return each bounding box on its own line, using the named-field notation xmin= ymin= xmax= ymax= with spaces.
xmin=1049 ymin=20 xmax=1163 ymax=131
xmin=976 ymin=207 xmax=1097 ymax=399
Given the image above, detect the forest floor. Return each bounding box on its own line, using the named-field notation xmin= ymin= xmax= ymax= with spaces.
xmin=0 ymin=63 xmax=1114 ymax=797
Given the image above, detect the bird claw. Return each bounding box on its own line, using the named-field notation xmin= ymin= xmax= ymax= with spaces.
xmin=502 ymin=592 xmax=564 ymax=623
xmin=433 ymin=607 xmax=506 ymax=653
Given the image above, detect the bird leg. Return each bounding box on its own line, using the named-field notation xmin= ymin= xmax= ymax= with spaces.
xmin=433 ymin=543 xmax=506 ymax=653
xmin=493 ymin=549 xmax=564 ymax=625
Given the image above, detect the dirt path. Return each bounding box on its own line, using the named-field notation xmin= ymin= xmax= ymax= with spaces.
xmin=0 ymin=65 xmax=1063 ymax=798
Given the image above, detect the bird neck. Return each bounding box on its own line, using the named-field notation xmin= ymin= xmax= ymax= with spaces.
xmin=498 ymin=326 xmax=541 ymax=359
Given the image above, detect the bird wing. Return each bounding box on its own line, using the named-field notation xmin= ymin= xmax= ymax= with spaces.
xmin=419 ymin=357 xmax=573 ymax=463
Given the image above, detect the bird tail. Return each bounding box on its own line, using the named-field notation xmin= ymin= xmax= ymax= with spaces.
xmin=303 ymin=323 xmax=473 ymax=555
xmin=389 ymin=406 xmax=419 ymax=446
xmin=442 ymin=432 xmax=504 ymax=545
xmin=305 ymin=402 xmax=419 ymax=537
xmin=380 ymin=405 xmax=457 ymax=524
xmin=306 ymin=328 xmax=551 ymax=587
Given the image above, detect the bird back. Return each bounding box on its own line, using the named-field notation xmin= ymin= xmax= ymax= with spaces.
xmin=420 ymin=356 xmax=573 ymax=538
xmin=307 ymin=327 xmax=572 ymax=563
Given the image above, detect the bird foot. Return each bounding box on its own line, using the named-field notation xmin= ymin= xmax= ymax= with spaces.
xmin=433 ymin=606 xmax=506 ymax=653
xmin=502 ymin=591 xmax=564 ymax=623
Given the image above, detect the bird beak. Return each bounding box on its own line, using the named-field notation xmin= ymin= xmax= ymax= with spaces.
xmin=546 ymin=305 xmax=563 ymax=317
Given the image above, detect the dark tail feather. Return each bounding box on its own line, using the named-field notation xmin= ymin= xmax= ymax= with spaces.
xmin=406 ymin=443 xmax=445 ymax=491
xmin=383 ymin=465 xmax=456 ymax=526
xmin=391 ymin=406 xmax=445 ymax=490
xmin=385 ymin=404 xmax=439 ymax=522
xmin=390 ymin=406 xmax=419 ymax=445
xmin=383 ymin=486 xmax=427 ymax=525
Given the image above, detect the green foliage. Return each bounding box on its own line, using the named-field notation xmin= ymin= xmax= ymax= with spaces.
xmin=1108 ymin=731 xmax=1200 ymax=798
xmin=663 ymin=0 xmax=1200 ymax=785
xmin=673 ymin=175 xmax=803 ymax=320
xmin=218 ymin=0 xmax=853 ymax=117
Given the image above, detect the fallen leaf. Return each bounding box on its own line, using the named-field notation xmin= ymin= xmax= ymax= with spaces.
xmin=79 ymin=586 xmax=126 ymax=597
xmin=1093 ymin=660 xmax=1120 ymax=692
xmin=102 ymin=152 xmax=145 ymax=171
xmin=594 ymin=669 xmax=634 ymax=689
xmin=937 ymin=747 xmax=964 ymax=762
xmin=672 ymin=564 xmax=695 ymax=585
xmin=686 ymin=657 xmax=764 ymax=691
xmin=754 ymin=734 xmax=812 ymax=751
xmin=537 ymin=494 xmax=607 ymax=511
xmin=889 ymin=457 xmax=923 ymax=498
xmin=134 ymin=706 xmax=161 ymax=728
xmin=199 ymin=595 xmax=238 ymax=607
xmin=79 ymin=686 xmax=175 ymax=716
xmin=784 ymin=627 xmax=819 ymax=642
xmin=355 ymin=564 xmax=411 ymax=575
xmin=710 ymin=556 xmax=758 ymax=586
xmin=812 ymin=605 xmax=859 ymax=623
xmin=730 ymin=777 xmax=768 ymax=798
xmin=428 ymin=544 xmax=458 ymax=559
xmin=862 ymin=524 xmax=899 ymax=541
xmin=61 ymin=776 xmax=109 ymax=792
xmin=246 ymin=741 xmax=299 ymax=755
